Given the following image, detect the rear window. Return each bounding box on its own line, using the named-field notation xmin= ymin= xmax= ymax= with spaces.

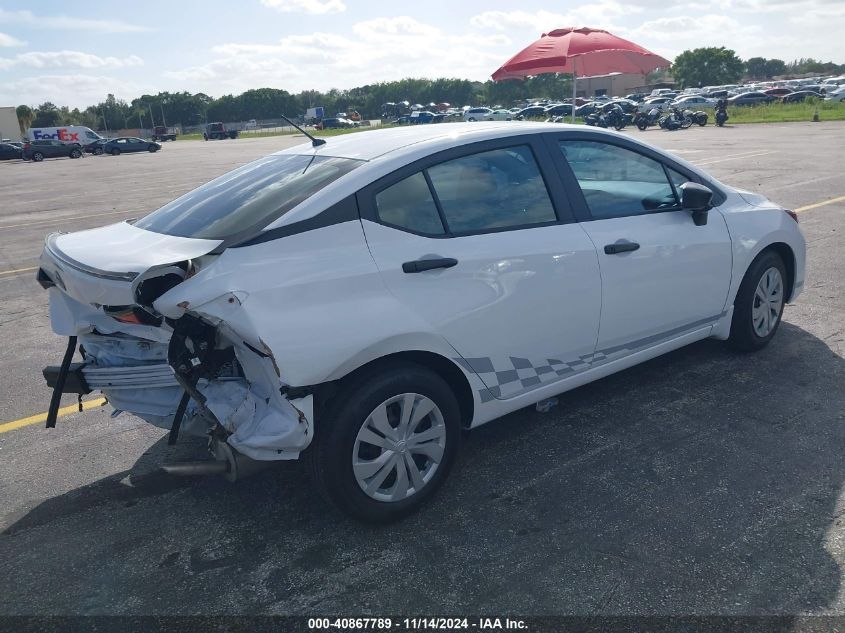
xmin=135 ymin=154 xmax=363 ymax=240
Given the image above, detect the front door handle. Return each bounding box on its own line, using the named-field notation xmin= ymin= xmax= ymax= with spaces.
xmin=402 ymin=257 xmax=458 ymax=273
xmin=604 ymin=241 xmax=640 ymax=255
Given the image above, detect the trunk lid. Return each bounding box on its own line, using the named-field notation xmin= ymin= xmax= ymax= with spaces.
xmin=39 ymin=221 xmax=221 ymax=307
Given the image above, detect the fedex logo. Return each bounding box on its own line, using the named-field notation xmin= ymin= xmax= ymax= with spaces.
xmin=32 ymin=128 xmax=79 ymax=141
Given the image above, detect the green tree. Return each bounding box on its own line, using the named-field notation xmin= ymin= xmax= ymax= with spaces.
xmin=764 ymin=59 xmax=786 ymax=78
xmin=32 ymin=102 xmax=62 ymax=127
xmin=15 ymin=104 xmax=34 ymax=134
xmin=672 ymin=47 xmax=744 ymax=88
xmin=745 ymin=57 xmax=768 ymax=80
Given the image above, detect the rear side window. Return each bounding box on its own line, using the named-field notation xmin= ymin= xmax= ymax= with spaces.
xmin=427 ymin=145 xmax=557 ymax=233
xmin=135 ymin=154 xmax=363 ymax=240
xmin=559 ymin=140 xmax=678 ymax=219
xmin=375 ymin=172 xmax=445 ymax=235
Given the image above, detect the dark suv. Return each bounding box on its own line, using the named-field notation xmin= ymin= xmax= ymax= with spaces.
xmin=23 ymin=140 xmax=83 ymax=162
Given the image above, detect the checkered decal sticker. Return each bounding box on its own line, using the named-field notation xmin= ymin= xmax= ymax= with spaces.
xmin=453 ymin=310 xmax=729 ymax=403
xmin=455 ymin=353 xmax=604 ymax=402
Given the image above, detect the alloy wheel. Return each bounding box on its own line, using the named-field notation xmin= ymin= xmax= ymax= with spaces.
xmin=352 ymin=393 xmax=446 ymax=502
xmin=752 ymin=266 xmax=783 ymax=337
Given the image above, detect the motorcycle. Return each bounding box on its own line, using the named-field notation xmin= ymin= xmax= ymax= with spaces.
xmin=659 ymin=107 xmax=692 ymax=131
xmin=633 ymin=107 xmax=662 ymax=131
xmin=684 ymin=108 xmax=708 ymax=126
xmin=714 ymin=100 xmax=729 ymax=127
xmin=584 ymin=103 xmax=626 ymax=130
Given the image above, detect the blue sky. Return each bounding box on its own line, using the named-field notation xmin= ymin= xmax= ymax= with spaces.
xmin=0 ymin=0 xmax=842 ymax=108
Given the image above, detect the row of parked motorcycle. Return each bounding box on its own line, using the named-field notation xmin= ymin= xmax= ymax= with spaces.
xmin=556 ymin=101 xmax=730 ymax=131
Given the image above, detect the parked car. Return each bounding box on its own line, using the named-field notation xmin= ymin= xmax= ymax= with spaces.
xmin=764 ymin=88 xmax=793 ymax=97
xmin=543 ymin=104 xmax=573 ymax=117
xmin=103 ymin=137 xmax=161 ymax=155
xmin=483 ymin=109 xmax=514 ymax=121
xmin=84 ymin=139 xmax=109 ymax=155
xmin=22 ymin=139 xmax=83 ymax=161
xmin=515 ymin=105 xmax=547 ymax=119
xmin=671 ymin=96 xmax=717 ymax=108
xmin=321 ymin=118 xmax=359 ymax=130
xmin=37 ymin=123 xmax=805 ymax=522
xmin=409 ymin=111 xmax=444 ymax=124
xmin=637 ymin=97 xmax=674 ymax=112
xmin=0 ymin=142 xmax=22 ymax=160
xmin=780 ymin=91 xmax=823 ymax=104
xmin=463 ymin=107 xmax=493 ymax=122
xmin=726 ymin=92 xmax=775 ymax=106
xmin=824 ymin=87 xmax=845 ymax=102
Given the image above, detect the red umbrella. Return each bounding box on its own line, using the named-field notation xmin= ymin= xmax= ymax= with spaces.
xmin=492 ymin=27 xmax=671 ymax=121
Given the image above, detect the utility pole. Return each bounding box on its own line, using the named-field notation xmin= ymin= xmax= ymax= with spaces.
xmin=149 ymin=103 xmax=155 ymax=128
xmin=160 ymin=103 xmax=167 ymax=128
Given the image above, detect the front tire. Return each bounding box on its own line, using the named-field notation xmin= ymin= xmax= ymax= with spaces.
xmin=148 ymin=145 xmax=158 ymax=152
xmin=309 ymin=362 xmax=461 ymax=522
xmin=32 ymin=152 xmax=44 ymax=162
xmin=69 ymin=149 xmax=81 ymax=158
xmin=728 ymin=250 xmax=787 ymax=352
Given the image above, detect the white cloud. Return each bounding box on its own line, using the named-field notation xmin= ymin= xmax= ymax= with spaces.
xmin=0 ymin=31 xmax=24 ymax=47
xmin=0 ymin=8 xmax=149 ymax=33
xmin=165 ymin=16 xmax=509 ymax=96
xmin=0 ymin=74 xmax=148 ymax=108
xmin=469 ymin=4 xmax=640 ymax=33
xmin=259 ymin=0 xmax=346 ymax=15
xmin=0 ymin=51 xmax=144 ymax=71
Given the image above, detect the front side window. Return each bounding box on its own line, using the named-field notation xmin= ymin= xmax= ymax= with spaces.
xmin=135 ymin=154 xmax=363 ymax=240
xmin=427 ymin=145 xmax=557 ymax=233
xmin=559 ymin=140 xmax=678 ymax=219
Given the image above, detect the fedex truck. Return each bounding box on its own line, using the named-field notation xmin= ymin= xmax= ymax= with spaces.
xmin=25 ymin=126 xmax=103 ymax=144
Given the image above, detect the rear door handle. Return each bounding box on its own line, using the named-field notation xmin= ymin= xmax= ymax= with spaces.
xmin=402 ymin=257 xmax=458 ymax=273
xmin=604 ymin=241 xmax=640 ymax=255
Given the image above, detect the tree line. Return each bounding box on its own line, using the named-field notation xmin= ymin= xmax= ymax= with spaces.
xmin=15 ymin=75 xmax=573 ymax=132
xmin=14 ymin=53 xmax=843 ymax=132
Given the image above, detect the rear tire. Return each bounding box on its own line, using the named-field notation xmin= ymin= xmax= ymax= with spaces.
xmin=309 ymin=362 xmax=461 ymax=523
xmin=728 ymin=250 xmax=787 ymax=352
xmin=111 ymin=148 xmax=120 ymax=156
xmin=94 ymin=148 xmax=103 ymax=155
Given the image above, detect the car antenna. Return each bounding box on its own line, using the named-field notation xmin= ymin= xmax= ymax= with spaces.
xmin=280 ymin=114 xmax=326 ymax=147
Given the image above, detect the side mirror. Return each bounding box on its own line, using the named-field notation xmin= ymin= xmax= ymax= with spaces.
xmin=679 ymin=182 xmax=713 ymax=226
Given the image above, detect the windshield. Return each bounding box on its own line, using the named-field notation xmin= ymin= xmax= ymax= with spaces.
xmin=134 ymin=154 xmax=363 ymax=240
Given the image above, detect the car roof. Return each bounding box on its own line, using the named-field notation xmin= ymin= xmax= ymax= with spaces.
xmin=275 ymin=121 xmax=527 ymax=162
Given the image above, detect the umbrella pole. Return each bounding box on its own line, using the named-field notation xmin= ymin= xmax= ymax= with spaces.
xmin=571 ymin=58 xmax=577 ymax=124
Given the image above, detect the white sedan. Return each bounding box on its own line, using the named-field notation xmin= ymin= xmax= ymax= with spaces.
xmin=38 ymin=123 xmax=805 ymax=522
xmin=672 ymin=95 xmax=717 ymax=108
xmin=483 ymin=109 xmax=514 ymax=121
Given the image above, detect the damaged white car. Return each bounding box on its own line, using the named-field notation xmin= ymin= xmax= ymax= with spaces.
xmin=39 ymin=122 xmax=805 ymax=521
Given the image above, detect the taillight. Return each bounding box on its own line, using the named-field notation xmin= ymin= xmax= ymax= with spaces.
xmin=784 ymin=209 xmax=799 ymax=223
xmin=104 ymin=305 xmax=162 ymax=326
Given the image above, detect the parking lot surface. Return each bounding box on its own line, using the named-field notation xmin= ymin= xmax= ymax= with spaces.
xmin=0 ymin=123 xmax=843 ymax=616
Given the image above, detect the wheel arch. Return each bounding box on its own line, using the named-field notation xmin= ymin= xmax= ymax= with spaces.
xmin=757 ymin=241 xmax=796 ymax=302
xmin=315 ymin=350 xmax=476 ymax=430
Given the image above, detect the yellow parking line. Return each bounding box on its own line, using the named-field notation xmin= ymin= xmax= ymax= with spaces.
xmin=0 ymin=265 xmax=37 ymax=277
xmin=794 ymin=195 xmax=845 ymax=213
xmin=0 ymin=397 xmax=107 ymax=434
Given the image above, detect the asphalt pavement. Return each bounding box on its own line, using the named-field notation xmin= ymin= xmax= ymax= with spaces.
xmin=0 ymin=122 xmax=843 ymax=617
